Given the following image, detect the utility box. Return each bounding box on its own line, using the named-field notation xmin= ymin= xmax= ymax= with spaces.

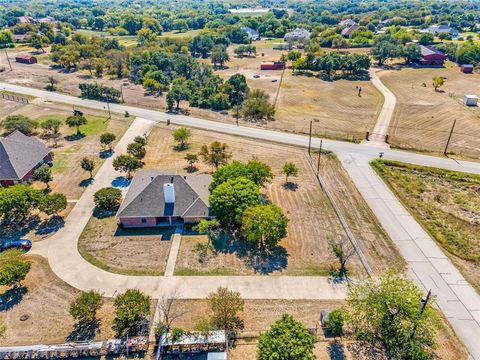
xmin=464 ymin=94 xmax=478 ymax=106
xmin=461 ymin=64 xmax=474 ymax=73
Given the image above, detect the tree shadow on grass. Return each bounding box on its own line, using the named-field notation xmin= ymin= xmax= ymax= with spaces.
xmin=79 ymin=178 xmax=94 ymax=187
xmin=35 ymin=215 xmax=65 ymax=236
xmin=0 ymin=216 xmax=41 ymax=240
xmin=283 ymin=182 xmax=298 ymax=191
xmin=173 ymin=144 xmax=189 ymax=152
xmin=211 ymin=230 xmax=288 ymax=274
xmin=67 ymin=320 xmax=100 ymax=341
xmin=0 ymin=287 xmax=28 ymax=311
xmin=111 ymin=176 xmax=131 ymax=188
xmin=327 ymin=340 xmax=346 ymax=360
xmin=346 ymin=342 xmax=386 ymax=359
xmin=99 ymin=150 xmax=113 ymax=159
xmin=65 ymin=133 xmax=86 ymax=142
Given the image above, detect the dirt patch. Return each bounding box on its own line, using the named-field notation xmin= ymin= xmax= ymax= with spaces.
xmin=143 ymin=124 xmax=400 ymax=276
xmin=78 ymin=215 xmax=172 ymax=276
xmin=379 ymin=63 xmax=480 ymax=159
xmin=0 ymin=256 xmax=116 ymax=346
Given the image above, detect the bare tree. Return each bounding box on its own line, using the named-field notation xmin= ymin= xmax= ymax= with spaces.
xmin=155 ymin=289 xmax=188 ymax=335
xmin=329 ymin=237 xmax=356 ymax=278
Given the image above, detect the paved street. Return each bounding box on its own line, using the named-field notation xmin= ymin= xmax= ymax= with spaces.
xmin=2 ymin=81 xmax=480 ymax=358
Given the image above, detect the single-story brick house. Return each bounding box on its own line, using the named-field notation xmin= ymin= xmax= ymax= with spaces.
xmin=0 ymin=130 xmax=53 ymax=187
xmin=418 ymin=45 xmax=446 ymax=66
xmin=116 ymin=169 xmax=213 ymax=228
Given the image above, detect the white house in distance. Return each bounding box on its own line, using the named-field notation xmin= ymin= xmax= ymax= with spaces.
xmin=241 ymin=26 xmax=260 ymax=41
xmin=284 ymin=28 xmax=311 ymax=44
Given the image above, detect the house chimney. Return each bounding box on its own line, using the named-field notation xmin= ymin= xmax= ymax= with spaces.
xmin=164 ymin=182 xmax=175 ymax=203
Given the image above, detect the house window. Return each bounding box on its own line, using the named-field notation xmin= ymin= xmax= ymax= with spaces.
xmin=141 ymin=218 xmax=147 ymax=223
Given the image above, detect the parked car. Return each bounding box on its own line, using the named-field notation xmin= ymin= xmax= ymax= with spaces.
xmin=0 ymin=240 xmax=32 ymax=251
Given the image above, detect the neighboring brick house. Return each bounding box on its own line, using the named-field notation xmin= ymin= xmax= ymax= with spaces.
xmin=0 ymin=130 xmax=53 ymax=187
xmin=117 ymin=170 xmax=213 ymax=227
xmin=418 ymin=45 xmax=446 ymax=66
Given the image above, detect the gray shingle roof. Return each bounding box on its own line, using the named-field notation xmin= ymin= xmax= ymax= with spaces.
xmin=116 ymin=169 xmax=212 ymax=218
xmin=0 ymin=130 xmax=51 ymax=181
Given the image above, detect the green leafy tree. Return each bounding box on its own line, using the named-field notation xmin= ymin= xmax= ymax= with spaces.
xmin=0 ymin=250 xmax=31 ymax=288
xmin=65 ymin=115 xmax=87 ymax=135
xmin=242 ymin=89 xmax=275 ymax=122
xmin=0 ymin=185 xmax=43 ymax=223
xmin=242 ymin=204 xmax=288 ymax=249
xmin=114 ymin=289 xmax=151 ymax=335
xmin=94 ymin=187 xmax=122 ymax=211
xmin=417 ymin=33 xmax=434 ymax=45
xmin=166 ymin=78 xmax=190 ymax=111
xmin=210 ymin=177 xmax=261 ymax=225
xmin=172 ymin=127 xmax=192 ymax=150
xmin=32 ymin=164 xmax=53 ymax=189
xmin=282 ymin=162 xmax=298 ymax=184
xmin=39 ymin=193 xmax=67 ymax=216
xmin=257 ymin=314 xmax=315 ymax=360
xmin=127 ymin=142 xmax=146 ymax=159
xmin=345 ymin=271 xmax=437 ymax=359
xmin=81 ymin=157 xmax=95 ymax=178
xmin=327 ymin=309 xmax=344 ymax=337
xmin=100 ymin=132 xmax=116 ymax=150
xmin=40 ymin=118 xmax=62 ymax=145
xmin=70 ymin=290 xmax=104 ymax=323
xmin=184 ymin=153 xmax=199 ymax=172
xmin=207 ymin=287 xmax=244 ymax=332
xmin=225 ymin=73 xmax=249 ymax=119
xmin=112 ymin=155 xmax=142 ymax=178
xmin=370 ymin=34 xmax=401 ymax=65
xmin=0 ymin=30 xmax=14 ymax=48
xmin=402 ymin=43 xmax=421 ymax=64
xmin=211 ymin=45 xmax=230 ymax=68
xmin=1 ymin=115 xmax=37 ymax=135
xmin=209 ymin=160 xmax=274 ymax=191
xmin=199 ymin=141 xmax=232 ymax=169
xmin=432 ymin=76 xmax=445 ymax=91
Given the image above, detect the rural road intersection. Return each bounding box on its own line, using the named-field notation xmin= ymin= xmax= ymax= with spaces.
xmin=1 ymin=81 xmax=480 ymax=359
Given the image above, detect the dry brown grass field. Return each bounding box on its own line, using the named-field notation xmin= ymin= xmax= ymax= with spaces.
xmin=0 ymin=256 xmax=116 ymax=346
xmin=379 ymin=63 xmax=480 ymax=159
xmin=0 ymin=43 xmax=382 ymax=142
xmin=78 ymin=216 xmax=173 ymax=276
xmin=140 ymin=124 xmax=402 ymax=276
xmin=169 ymin=299 xmax=468 ymax=360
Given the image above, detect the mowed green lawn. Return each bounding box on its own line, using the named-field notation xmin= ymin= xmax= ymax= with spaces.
xmin=34 ymin=114 xmax=109 ymax=136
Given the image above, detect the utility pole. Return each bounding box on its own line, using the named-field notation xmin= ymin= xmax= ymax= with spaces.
xmin=105 ymin=97 xmax=111 ymax=120
xmin=410 ymin=289 xmax=432 ymax=341
xmin=308 ymin=120 xmax=312 ymax=156
xmin=317 ymin=139 xmax=323 ymax=176
xmin=4 ymin=49 xmax=12 ymax=71
xmin=444 ymin=119 xmax=456 ymax=156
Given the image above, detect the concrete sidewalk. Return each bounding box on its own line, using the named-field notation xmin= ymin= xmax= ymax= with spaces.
xmin=338 ymin=152 xmax=480 ymax=360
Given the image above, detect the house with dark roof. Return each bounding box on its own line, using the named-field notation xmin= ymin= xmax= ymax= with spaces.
xmin=339 ymin=19 xmax=358 ymax=28
xmin=418 ymin=45 xmax=446 ymax=66
xmin=427 ymin=24 xmax=459 ymax=38
xmin=341 ymin=23 xmax=360 ymax=37
xmin=116 ymin=169 xmax=213 ymax=227
xmin=0 ymin=130 xmax=53 ymax=187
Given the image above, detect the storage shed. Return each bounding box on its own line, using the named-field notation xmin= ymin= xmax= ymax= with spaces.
xmin=464 ymin=95 xmax=478 ymax=106
xmin=461 ymin=64 xmax=474 ymax=73
xmin=260 ymin=61 xmax=285 ymax=70
xmin=15 ymin=55 xmax=37 ymax=64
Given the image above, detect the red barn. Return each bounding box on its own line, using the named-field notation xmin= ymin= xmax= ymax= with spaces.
xmin=260 ymin=61 xmax=285 ymax=70
xmin=15 ymin=55 xmax=37 ymax=64
xmin=419 ymin=45 xmax=446 ymax=66
xmin=461 ymin=64 xmax=474 ymax=73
